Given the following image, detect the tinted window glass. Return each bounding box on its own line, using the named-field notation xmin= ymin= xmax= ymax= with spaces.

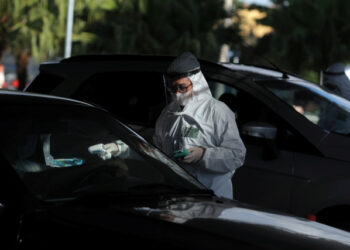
xmin=25 ymin=73 xmax=64 ymax=94
xmin=208 ymin=80 xmax=319 ymax=155
xmin=259 ymin=80 xmax=350 ymax=135
xmin=71 ymin=71 xmax=166 ymax=127
xmin=0 ymin=105 xmax=204 ymax=200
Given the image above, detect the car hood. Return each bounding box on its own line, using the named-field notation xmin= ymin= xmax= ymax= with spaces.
xmin=132 ymin=197 xmax=350 ymax=249
xmin=50 ymin=196 xmax=350 ymax=249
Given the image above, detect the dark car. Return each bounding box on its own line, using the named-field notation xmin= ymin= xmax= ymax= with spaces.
xmin=4 ymin=90 xmax=350 ymax=249
xmin=25 ymin=54 xmax=350 ymax=231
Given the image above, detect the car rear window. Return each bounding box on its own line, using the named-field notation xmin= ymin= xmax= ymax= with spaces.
xmin=25 ymin=73 xmax=65 ymax=94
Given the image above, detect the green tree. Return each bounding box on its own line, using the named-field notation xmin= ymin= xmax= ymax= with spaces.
xmin=1 ymin=0 xmax=242 ymax=88
xmin=0 ymin=0 xmax=118 ymax=89
xmin=76 ymin=0 xmax=241 ymax=61
xmin=0 ymin=0 xmax=46 ymax=89
xmin=250 ymin=0 xmax=350 ymax=82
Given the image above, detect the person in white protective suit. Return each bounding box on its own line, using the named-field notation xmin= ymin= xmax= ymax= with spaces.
xmin=153 ymin=52 xmax=246 ymax=199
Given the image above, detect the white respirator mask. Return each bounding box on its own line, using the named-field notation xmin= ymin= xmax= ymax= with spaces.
xmin=173 ymin=91 xmax=192 ymax=106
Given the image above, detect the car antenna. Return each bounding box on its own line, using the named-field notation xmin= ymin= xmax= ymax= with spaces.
xmin=263 ymin=57 xmax=289 ymax=79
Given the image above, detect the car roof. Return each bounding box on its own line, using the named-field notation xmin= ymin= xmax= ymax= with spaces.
xmin=222 ymin=62 xmax=350 ymax=110
xmin=37 ymin=53 xmax=231 ymax=75
xmin=32 ymin=54 xmax=350 ymax=113
xmin=59 ymin=53 xmax=218 ymax=66
xmin=60 ymin=54 xmax=177 ymax=63
xmin=221 ymin=62 xmax=307 ymax=81
xmin=0 ymin=89 xmax=97 ymax=108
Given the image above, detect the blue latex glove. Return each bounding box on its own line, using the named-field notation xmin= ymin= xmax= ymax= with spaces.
xmin=183 ymin=147 xmax=205 ymax=163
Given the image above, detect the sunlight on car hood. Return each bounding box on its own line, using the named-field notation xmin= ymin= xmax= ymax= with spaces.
xmin=219 ymin=207 xmax=350 ymax=244
xmin=135 ymin=200 xmax=350 ymax=246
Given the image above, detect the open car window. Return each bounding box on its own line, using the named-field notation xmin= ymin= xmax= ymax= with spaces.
xmin=0 ymin=105 xmax=204 ymax=200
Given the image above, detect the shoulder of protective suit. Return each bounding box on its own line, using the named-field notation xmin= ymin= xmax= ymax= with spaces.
xmin=211 ymin=97 xmax=229 ymax=108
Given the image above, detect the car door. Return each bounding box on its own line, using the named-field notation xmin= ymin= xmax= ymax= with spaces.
xmin=0 ymin=152 xmax=29 ymax=247
xmin=290 ymin=150 xmax=350 ymax=216
xmin=206 ymin=75 xmax=327 ymax=214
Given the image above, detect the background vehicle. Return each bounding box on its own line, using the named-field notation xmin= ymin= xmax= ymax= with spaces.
xmin=4 ymin=90 xmax=350 ymax=249
xmin=25 ymin=54 xmax=350 ymax=231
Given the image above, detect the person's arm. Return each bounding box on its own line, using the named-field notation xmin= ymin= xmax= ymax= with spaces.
xmin=200 ymin=107 xmax=246 ymax=174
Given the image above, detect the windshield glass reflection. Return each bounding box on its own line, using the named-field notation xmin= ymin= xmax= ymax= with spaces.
xmin=0 ymin=105 xmax=204 ymax=200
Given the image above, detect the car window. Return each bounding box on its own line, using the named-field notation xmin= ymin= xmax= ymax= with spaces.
xmin=208 ymin=80 xmax=320 ymax=155
xmin=0 ymin=105 xmax=204 ymax=200
xmin=71 ymin=71 xmax=166 ymax=127
xmin=208 ymin=80 xmax=271 ymax=127
xmin=258 ymin=80 xmax=350 ymax=135
xmin=25 ymin=72 xmax=65 ymax=93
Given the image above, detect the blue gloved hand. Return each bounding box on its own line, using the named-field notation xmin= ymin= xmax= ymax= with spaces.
xmin=183 ymin=147 xmax=205 ymax=163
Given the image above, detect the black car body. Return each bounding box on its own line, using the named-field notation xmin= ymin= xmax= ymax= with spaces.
xmin=3 ymin=90 xmax=350 ymax=249
xmin=25 ymin=54 xmax=350 ymax=231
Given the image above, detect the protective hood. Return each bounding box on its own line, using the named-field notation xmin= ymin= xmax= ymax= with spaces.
xmin=166 ymin=51 xmax=200 ymax=81
xmin=323 ymin=62 xmax=350 ymax=101
xmin=188 ymin=71 xmax=213 ymax=101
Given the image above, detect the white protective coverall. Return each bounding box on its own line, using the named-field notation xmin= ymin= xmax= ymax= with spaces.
xmin=153 ymin=71 xmax=246 ymax=199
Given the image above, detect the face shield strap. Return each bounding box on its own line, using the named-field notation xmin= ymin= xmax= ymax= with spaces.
xmin=163 ymin=74 xmax=169 ymax=104
xmin=166 ymin=68 xmax=201 ymax=82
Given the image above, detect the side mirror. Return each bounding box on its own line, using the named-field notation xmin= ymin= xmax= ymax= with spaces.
xmin=241 ymin=122 xmax=279 ymax=160
xmin=241 ymin=121 xmax=277 ymax=140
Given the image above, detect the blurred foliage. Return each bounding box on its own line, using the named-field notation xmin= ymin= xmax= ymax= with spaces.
xmin=0 ymin=0 xmax=119 ymax=88
xmin=0 ymin=0 xmax=242 ymax=63
xmin=0 ymin=0 xmax=118 ymax=63
xmin=3 ymin=0 xmax=350 ymax=84
xmin=246 ymin=0 xmax=350 ymax=83
xmin=73 ymin=0 xmax=242 ymax=61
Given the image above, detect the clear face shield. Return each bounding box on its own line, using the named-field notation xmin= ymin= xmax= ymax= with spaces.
xmin=163 ymin=74 xmax=170 ymax=105
xmin=163 ymin=68 xmax=200 ymax=105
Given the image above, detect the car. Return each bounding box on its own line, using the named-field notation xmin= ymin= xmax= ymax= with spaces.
xmin=25 ymin=54 xmax=350 ymax=231
xmin=4 ymin=89 xmax=350 ymax=249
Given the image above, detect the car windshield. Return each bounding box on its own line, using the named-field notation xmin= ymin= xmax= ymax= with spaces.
xmin=258 ymin=79 xmax=350 ymax=135
xmin=0 ymin=104 xmax=205 ymax=201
